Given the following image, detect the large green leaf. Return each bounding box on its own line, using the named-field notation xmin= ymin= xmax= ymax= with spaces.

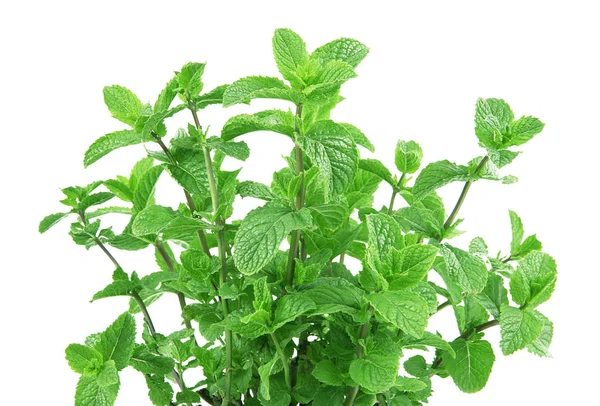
xmin=349 ymin=334 xmax=402 ymax=393
xmin=234 ymin=203 xmax=312 ymax=275
xmin=412 ymin=160 xmax=469 ymax=202
xmin=75 ymin=373 xmax=120 ymax=406
xmin=221 ymin=110 xmax=295 ymax=141
xmin=366 ymin=290 xmax=429 ymax=338
xmin=499 ymin=305 xmax=544 ymax=355
xmin=443 ymin=338 xmax=495 ymax=393
xmin=440 ymin=244 xmax=488 ymax=294
xmin=94 ymin=313 xmax=136 ymax=371
xmin=84 ymin=130 xmax=143 ymax=167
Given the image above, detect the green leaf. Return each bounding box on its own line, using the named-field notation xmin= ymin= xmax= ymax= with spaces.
xmin=234 ymin=203 xmax=312 ymax=275
xmin=92 ymin=279 xmax=137 ymax=302
xmin=237 ymin=180 xmax=276 ymax=201
xmin=258 ymin=355 xmax=280 ymax=401
xmin=499 ymin=305 xmax=544 ymax=355
xmin=223 ymin=76 xmax=294 ymax=106
xmin=308 ymin=203 xmax=348 ymax=231
xmin=336 ymin=122 xmax=374 ymax=152
xmin=252 ymin=277 xmax=272 ymax=313
xmin=272 ymin=293 xmax=316 ymax=330
xmin=129 ymin=345 xmax=175 ymax=375
xmin=133 ymin=165 xmax=163 ymax=212
xmin=349 ymin=334 xmax=402 ymax=392
xmin=527 ymin=311 xmax=553 ymax=357
xmin=367 ymin=290 xmax=429 ymax=337
xmin=311 ymin=37 xmax=369 ymax=68
xmin=79 ymin=192 xmax=115 ymax=211
xmin=312 ymin=386 xmax=347 ymax=406
xmin=300 ymin=123 xmax=359 ymax=196
xmin=511 ymin=251 xmax=557 ymax=308
xmin=75 ymin=374 xmax=120 ymax=406
xmin=94 ymin=313 xmax=136 ymax=371
xmin=302 ymin=279 xmax=363 ymax=314
xmin=395 ymin=140 xmax=423 ymax=174
xmin=439 ymin=244 xmax=488 ymax=294
xmin=132 ymin=205 xmax=176 ymax=236
xmin=469 ymin=237 xmax=488 ymax=256
xmin=404 ymin=355 xmax=429 ymax=378
xmin=394 ymin=376 xmax=427 ymax=392
xmin=312 ymin=360 xmax=344 ymax=386
xmin=506 ymin=116 xmax=545 ymax=147
xmin=84 ymin=130 xmax=143 ymax=167
xmin=194 ymin=84 xmax=228 ymax=109
xmin=400 ymin=331 xmax=456 ymax=358
xmin=103 ymin=85 xmax=142 ymax=127
xmin=366 ymin=213 xmax=402 ymax=269
xmin=39 ymin=212 xmax=70 ymax=233
xmin=154 ymin=77 xmax=178 ymax=113
xmin=359 ymin=159 xmax=396 ymax=188
xmin=509 ymin=210 xmax=524 ymax=256
xmin=221 ymin=310 xmax=270 ymax=339
xmin=412 ymin=160 xmax=469 ymax=202
xmin=487 ymin=148 xmax=520 ymax=168
xmin=476 ymin=273 xmax=508 ymax=319
xmin=140 ymin=105 xmax=186 ymax=142
xmin=312 ymin=60 xmax=356 ymax=86
xmin=103 ymin=180 xmax=133 ymax=203
xmin=385 ymin=245 xmax=439 ymax=290
xmin=394 ymin=206 xmax=443 ymax=238
xmin=176 ymin=390 xmax=200 ymax=404
xmin=177 ymin=62 xmax=205 ymax=97
xmin=207 ymin=137 xmax=250 ymax=161
xmin=474 ymin=98 xmax=513 ymax=149
xmin=145 ymin=374 xmax=173 ymax=406
xmin=222 ymin=110 xmax=295 ymax=141
xmin=165 ymin=149 xmax=209 ymax=196
xmin=272 ymin=28 xmax=309 ymax=87
xmin=443 ymin=338 xmax=495 ymax=393
xmin=65 ymin=344 xmax=104 ymax=375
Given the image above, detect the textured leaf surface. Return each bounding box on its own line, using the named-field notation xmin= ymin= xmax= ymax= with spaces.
xmin=440 ymin=245 xmax=488 ymax=294
xmin=234 ymin=203 xmax=312 ymax=275
xmin=499 ymin=305 xmax=544 ymax=355
xmin=221 ymin=110 xmax=295 ymax=140
xmin=444 ymin=338 xmax=495 ymax=393
xmin=103 ymin=85 xmax=142 ymax=126
xmin=272 ymin=28 xmax=308 ymax=86
xmin=395 ymin=140 xmax=423 ymax=174
xmin=75 ymin=374 xmax=119 ymax=406
xmin=94 ymin=313 xmax=136 ymax=371
xmin=144 ymin=374 xmax=173 ymax=406
xmin=311 ymin=38 xmax=369 ymax=68
xmin=366 ymin=290 xmax=429 ymax=338
xmin=385 ymin=245 xmax=439 ymax=290
xmin=65 ymin=344 xmax=104 ymax=374
xmin=223 ymin=76 xmax=291 ymax=106
xmin=84 ymin=130 xmax=142 ymax=167
xmin=39 ymin=212 xmax=70 ymax=233
xmin=349 ymin=334 xmax=401 ymax=392
xmin=412 ymin=160 xmax=469 ymax=202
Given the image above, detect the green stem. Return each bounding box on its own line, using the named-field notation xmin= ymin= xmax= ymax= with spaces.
xmin=285 ymin=103 xmax=305 ymax=289
xmin=436 ymin=300 xmax=452 ymax=313
xmin=189 ymin=105 xmax=233 ymax=406
xmin=387 ymin=173 xmax=405 ymax=215
xmin=344 ymin=307 xmax=374 ymax=405
xmin=442 ymin=156 xmax=489 ymax=231
xmin=270 ymin=333 xmax=292 ymax=393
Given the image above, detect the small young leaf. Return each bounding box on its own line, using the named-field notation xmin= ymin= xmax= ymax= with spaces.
xmin=506 ymin=116 xmax=545 ymax=147
xmin=65 ymin=344 xmax=104 ymax=375
xmin=395 ymin=140 xmax=423 ymax=174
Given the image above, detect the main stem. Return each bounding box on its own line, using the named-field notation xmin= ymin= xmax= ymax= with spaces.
xmin=189 ymin=105 xmax=233 ymax=406
xmin=285 ymin=103 xmax=305 ymax=289
xmin=442 ymin=155 xmax=489 ymax=231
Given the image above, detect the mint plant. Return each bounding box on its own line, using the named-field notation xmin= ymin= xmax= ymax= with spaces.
xmin=41 ymin=28 xmax=556 ymax=406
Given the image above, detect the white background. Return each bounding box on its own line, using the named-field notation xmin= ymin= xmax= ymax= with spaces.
xmin=1 ymin=1 xmax=598 ymax=405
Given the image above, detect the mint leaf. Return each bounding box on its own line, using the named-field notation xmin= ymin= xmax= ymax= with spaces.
xmin=176 ymin=62 xmax=205 ymax=97
xmin=366 ymin=213 xmax=402 ymax=268
xmin=312 ymin=386 xmax=347 ymax=406
xmin=367 ymin=290 xmax=428 ymax=337
xmin=79 ymin=192 xmax=115 ymax=212
xmin=132 ymin=165 xmax=163 ymax=212
xmin=75 ymin=374 xmax=120 ymax=406
xmin=337 ymin=122 xmax=374 ymax=151
xmin=258 ymin=355 xmax=280 ymax=401
xmin=440 ymin=244 xmax=488 ymax=294
xmin=499 ymin=305 xmax=544 ymax=355
xmin=312 ymin=359 xmax=344 ymax=386
xmin=395 ymin=140 xmax=423 ymax=174
xmin=474 ymin=98 xmax=513 ymax=149
xmin=349 ymin=334 xmax=402 ymax=392
xmin=153 ymin=77 xmax=178 ymax=113
xmin=129 ymin=345 xmax=175 ymax=376
xmin=300 ymin=121 xmax=359 ymax=196
xmin=237 ymin=181 xmax=276 ymax=201
xmin=252 ymin=277 xmax=272 ymax=313
xmin=132 ymin=205 xmax=177 ymax=236
xmin=412 ymin=160 xmax=469 ymax=202
xmin=272 ymin=28 xmax=309 ymax=87
xmin=39 ymin=212 xmax=70 ymax=233
xmin=311 ymin=38 xmax=369 ymax=68
xmin=385 ymin=245 xmax=439 ymax=290
xmin=509 ymin=210 xmax=524 ymax=256
xmin=94 ymin=313 xmax=136 ymax=371
xmin=394 ymin=206 xmax=443 ymax=238
xmin=221 ymin=110 xmax=295 ymax=141
xmin=222 ymin=76 xmax=293 ymax=106
xmin=308 ymin=203 xmax=348 ymax=231
xmin=65 ymin=344 xmax=104 ymax=375
xmin=272 ymin=293 xmax=316 ymax=330
xmin=176 ymin=390 xmax=200 ymax=404
xmin=313 ymin=60 xmax=356 ymax=85
xmin=476 ymin=273 xmax=508 ymax=319
xmin=145 ymin=374 xmax=173 ymax=406
xmin=84 ymin=130 xmax=142 ymax=167
xmin=400 ymin=331 xmax=456 ymax=358
xmin=511 ymin=251 xmax=557 ymax=308
xmin=234 ymin=203 xmax=312 ymax=275
xmin=103 ymin=85 xmax=142 ymax=127
xmin=506 ymin=116 xmax=545 ymax=147
xmin=302 ymin=279 xmax=363 ymax=315
xmin=221 ymin=310 xmax=270 ymax=339
xmin=359 ymin=159 xmax=396 ymax=188
xmin=444 ymin=338 xmax=495 ymax=393
xmin=527 ymin=311 xmax=553 ymax=357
